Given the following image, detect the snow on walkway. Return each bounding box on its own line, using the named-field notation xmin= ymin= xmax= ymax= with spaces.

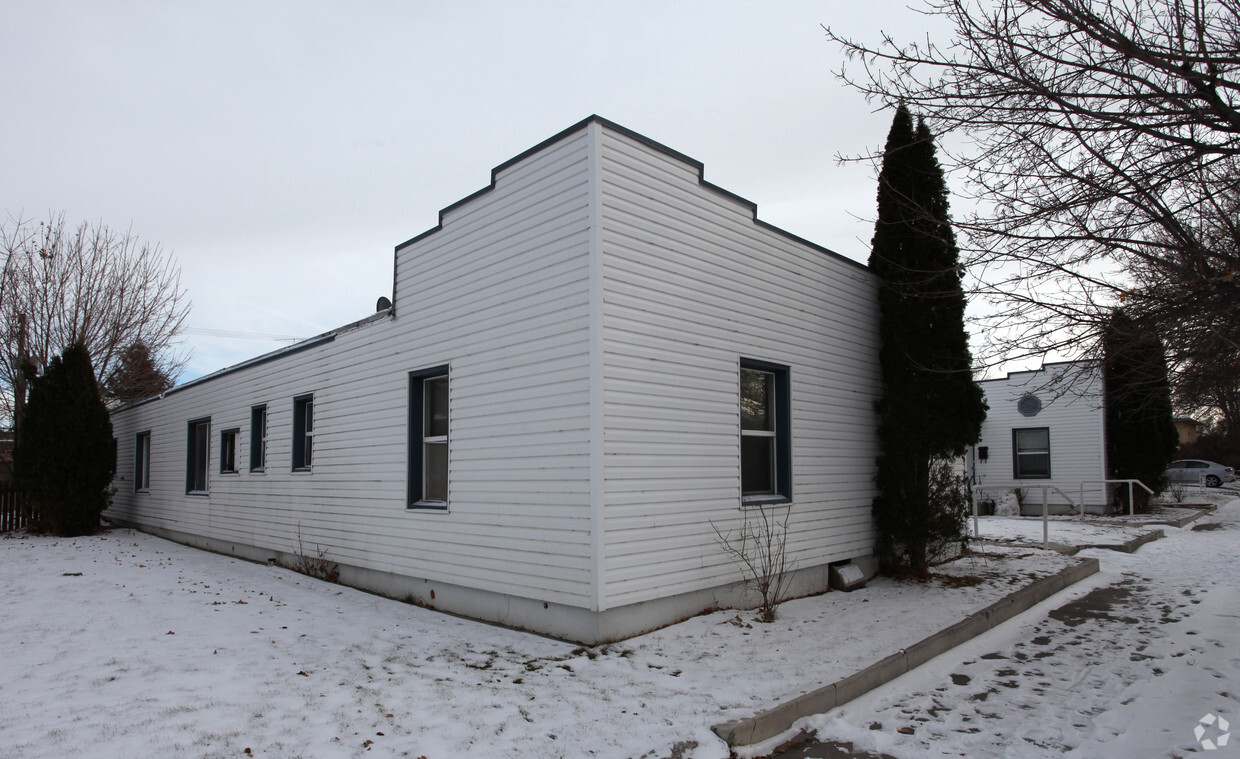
xmin=0 ymin=523 xmax=1082 ymax=759
xmin=787 ymin=492 xmax=1240 ymax=759
xmin=972 ymin=515 xmax=1161 ymax=550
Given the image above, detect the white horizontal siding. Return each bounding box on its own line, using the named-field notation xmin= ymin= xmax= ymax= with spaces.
xmin=596 ymin=128 xmax=881 ymax=608
xmin=110 ymin=126 xmax=595 ymax=607
xmin=110 ymin=120 xmax=887 ymax=631
xmin=972 ymin=363 xmax=1106 ymax=507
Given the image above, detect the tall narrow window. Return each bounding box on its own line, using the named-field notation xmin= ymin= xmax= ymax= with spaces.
xmin=135 ymin=432 xmax=151 ymax=492
xmin=220 ymin=428 xmax=239 ymax=474
xmin=250 ymin=405 xmax=267 ymax=472
xmin=740 ymin=359 xmax=791 ymax=504
xmin=409 ymin=366 xmax=450 ymax=508
xmin=292 ymin=395 xmax=314 ymax=471
xmin=186 ymin=418 xmax=210 ymax=494
xmin=1013 ymin=427 xmax=1051 ymax=479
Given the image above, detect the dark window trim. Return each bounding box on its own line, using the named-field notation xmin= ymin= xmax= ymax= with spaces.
xmin=219 ymin=428 xmax=240 ymax=475
xmin=740 ymin=358 xmax=792 ymax=506
xmin=408 ymin=365 xmax=450 ymax=510
xmin=1012 ymin=427 xmax=1052 ymax=480
xmin=135 ymin=431 xmax=151 ymax=493
xmin=292 ymin=394 xmax=314 ymax=472
xmin=186 ymin=417 xmax=211 ymax=495
xmin=250 ymin=404 xmax=267 ymax=473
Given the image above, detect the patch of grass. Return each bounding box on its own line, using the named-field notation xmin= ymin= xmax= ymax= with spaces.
xmin=935 ymin=573 xmax=984 ymax=588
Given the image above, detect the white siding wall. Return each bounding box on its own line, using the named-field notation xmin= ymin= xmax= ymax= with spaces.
xmin=971 ymin=363 xmax=1106 ymax=509
xmin=109 ymin=119 xmax=886 ymax=637
xmin=109 ymin=127 xmax=596 ymax=606
xmin=596 ymin=128 xmax=882 ymax=608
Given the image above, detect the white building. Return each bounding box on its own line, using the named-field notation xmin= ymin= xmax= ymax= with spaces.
xmin=107 ymin=116 xmax=883 ymax=644
xmin=967 ymin=361 xmax=1111 ymax=515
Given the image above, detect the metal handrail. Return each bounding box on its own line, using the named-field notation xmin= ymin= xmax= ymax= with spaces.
xmin=1037 ymin=485 xmax=1080 ymax=549
xmin=1079 ymin=478 xmax=1154 ymax=517
xmin=971 ymin=483 xmax=1078 ymax=549
xmin=971 ymin=479 xmax=1153 ymax=550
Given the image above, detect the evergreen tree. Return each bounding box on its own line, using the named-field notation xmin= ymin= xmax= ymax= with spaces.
xmin=869 ymin=106 xmax=987 ymax=577
xmin=104 ymin=342 xmax=175 ymax=407
xmin=14 ymin=343 xmax=115 ymax=536
xmin=1104 ymin=309 xmax=1178 ymax=509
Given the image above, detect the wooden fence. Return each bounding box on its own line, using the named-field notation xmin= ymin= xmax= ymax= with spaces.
xmin=0 ymin=483 xmax=34 ymax=532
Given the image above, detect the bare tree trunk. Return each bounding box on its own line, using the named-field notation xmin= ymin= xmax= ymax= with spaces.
xmin=13 ymin=313 xmax=26 ymax=444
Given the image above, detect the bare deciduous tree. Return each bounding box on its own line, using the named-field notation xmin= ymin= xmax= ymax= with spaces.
xmin=1174 ymin=356 xmax=1240 ymax=433
xmin=1 ymin=212 xmax=189 ymax=428
xmin=825 ymin=0 xmax=1240 ymax=371
xmin=1127 ymin=196 xmax=1240 ymax=430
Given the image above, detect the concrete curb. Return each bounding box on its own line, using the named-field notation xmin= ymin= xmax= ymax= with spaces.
xmin=1079 ymin=528 xmax=1164 ymax=554
xmin=711 ymin=556 xmax=1100 ymax=748
xmin=1007 ymin=527 xmax=1166 ymax=556
xmin=1153 ymin=505 xmax=1214 ymax=528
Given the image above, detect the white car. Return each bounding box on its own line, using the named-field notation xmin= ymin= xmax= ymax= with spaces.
xmin=1165 ymin=459 xmax=1236 ymax=488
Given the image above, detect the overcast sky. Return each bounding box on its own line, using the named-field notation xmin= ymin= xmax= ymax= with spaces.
xmin=2 ymin=1 xmax=950 ymax=382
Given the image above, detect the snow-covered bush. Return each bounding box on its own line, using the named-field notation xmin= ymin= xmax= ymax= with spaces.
xmin=995 ymin=490 xmax=1022 ymax=517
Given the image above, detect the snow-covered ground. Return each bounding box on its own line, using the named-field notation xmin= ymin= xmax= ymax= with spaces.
xmin=1 ymin=488 xmax=1234 ymax=759
xmin=768 ymin=486 xmax=1240 ymax=759
xmin=966 ymin=503 xmax=1205 ymax=551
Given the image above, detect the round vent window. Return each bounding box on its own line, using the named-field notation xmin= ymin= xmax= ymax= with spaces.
xmin=1017 ymin=394 xmax=1043 ymax=417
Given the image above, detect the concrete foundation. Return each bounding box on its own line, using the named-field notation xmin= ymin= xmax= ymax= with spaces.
xmin=107 ymin=518 xmax=873 ymax=645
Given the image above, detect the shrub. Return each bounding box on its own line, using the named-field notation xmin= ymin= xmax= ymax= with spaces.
xmin=14 ymin=343 xmax=114 ymax=536
xmin=925 ymin=457 xmax=972 ymax=564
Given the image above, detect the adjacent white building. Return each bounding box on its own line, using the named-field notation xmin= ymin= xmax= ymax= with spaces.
xmin=107 ymin=116 xmax=884 ymax=643
xmin=966 ymin=361 xmax=1111 ymax=514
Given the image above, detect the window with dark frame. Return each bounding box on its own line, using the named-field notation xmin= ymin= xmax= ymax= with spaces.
xmin=408 ymin=366 xmax=449 ymax=508
xmin=740 ymin=359 xmax=791 ymax=504
xmin=220 ymin=428 xmax=239 ymax=474
xmin=186 ymin=418 xmax=210 ymax=494
xmin=135 ymin=431 xmax=151 ymax=492
xmin=292 ymin=395 xmax=313 ymax=471
xmin=1013 ymin=427 xmax=1051 ymax=479
xmin=250 ymin=405 xmax=267 ymax=472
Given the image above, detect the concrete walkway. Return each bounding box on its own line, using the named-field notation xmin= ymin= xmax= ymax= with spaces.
xmin=748 ymin=496 xmax=1239 ymax=758
xmin=763 ymin=579 xmax=1150 ymax=759
xmin=719 ymin=504 xmax=1217 ymax=755
xmin=712 ymin=557 xmax=1100 ymax=747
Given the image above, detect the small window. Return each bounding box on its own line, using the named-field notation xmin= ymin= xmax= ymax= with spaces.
xmin=740 ymin=359 xmax=792 ymax=504
xmin=1013 ymin=427 xmax=1050 ymax=479
xmin=220 ymin=428 xmax=239 ymax=474
xmin=292 ymin=395 xmax=314 ymax=471
xmin=186 ymin=418 xmax=210 ymax=494
xmin=409 ymin=366 xmax=449 ymax=508
xmin=250 ymin=405 xmax=267 ymax=472
xmin=135 ymin=432 xmax=151 ymax=492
